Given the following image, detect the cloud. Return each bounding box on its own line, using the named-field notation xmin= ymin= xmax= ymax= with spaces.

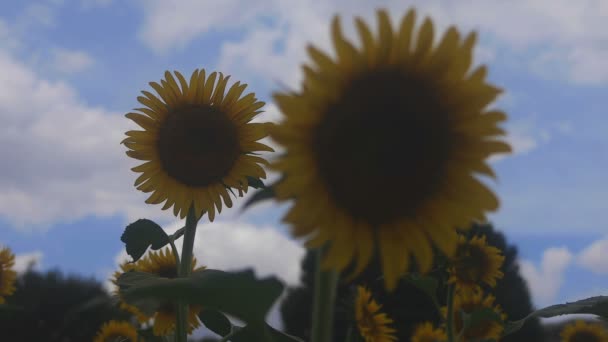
xmin=520 ymin=247 xmax=573 ymax=307
xmin=137 ymin=0 xmax=608 ymax=84
xmin=13 ymin=250 xmax=44 ymax=274
xmin=577 ymin=236 xmax=608 ymax=275
xmin=0 ymin=48 xmax=171 ymax=230
xmin=51 ymin=48 xmax=94 ymax=73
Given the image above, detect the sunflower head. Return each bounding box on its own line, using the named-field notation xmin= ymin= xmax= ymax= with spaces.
xmin=561 ymin=320 xmax=608 ymax=342
xmin=271 ymin=8 xmax=510 ymax=290
xmin=448 ymin=234 xmax=504 ymax=291
xmin=137 ymin=248 xmax=203 ymax=336
xmin=93 ymin=320 xmax=139 ymax=342
xmin=441 ymin=291 xmax=506 ymax=341
xmin=355 ymin=286 xmax=397 ymax=342
xmin=0 ymin=247 xmax=17 ymax=304
xmin=111 ymin=262 xmax=149 ymax=323
xmin=411 ymin=322 xmax=447 ymax=342
xmin=124 ymin=69 xmax=273 ymax=221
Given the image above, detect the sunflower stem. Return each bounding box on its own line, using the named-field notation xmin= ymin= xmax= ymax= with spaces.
xmin=311 ymin=246 xmax=339 ymax=342
xmin=176 ymin=204 xmax=200 ymax=342
xmin=446 ymin=284 xmax=456 ymax=342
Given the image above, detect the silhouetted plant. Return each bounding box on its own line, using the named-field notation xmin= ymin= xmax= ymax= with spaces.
xmin=280 ymin=223 xmax=544 ymax=341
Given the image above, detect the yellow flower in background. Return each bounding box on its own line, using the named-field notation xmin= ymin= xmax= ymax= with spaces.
xmin=442 ymin=291 xmax=505 ymax=341
xmin=355 ymin=286 xmax=397 ymax=342
xmin=0 ymin=247 xmax=17 ymax=304
xmin=123 ymin=69 xmax=272 ymax=221
xmin=111 ymin=262 xmax=149 ymax=323
xmin=448 ymin=234 xmax=504 ymax=291
xmin=270 ymin=8 xmax=511 ymax=290
xmin=138 ymin=248 xmax=204 ymax=336
xmin=411 ymin=322 xmax=447 ymax=342
xmin=93 ymin=320 xmax=139 ymax=342
xmin=561 ymin=320 xmax=608 ymax=342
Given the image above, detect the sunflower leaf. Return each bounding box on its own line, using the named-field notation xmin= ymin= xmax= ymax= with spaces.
xmin=230 ymin=323 xmax=305 ymax=342
xmin=121 ymin=219 xmax=170 ymax=262
xmin=199 ymin=309 xmax=233 ymax=337
xmin=502 ymin=296 xmax=608 ymax=337
xmin=403 ymin=274 xmax=440 ymax=310
xmin=242 ymin=186 xmax=276 ymax=210
xmin=117 ymin=268 xmax=284 ymax=327
xmin=460 ymin=307 xmax=503 ymax=335
xmin=246 ymin=176 xmax=266 ymax=189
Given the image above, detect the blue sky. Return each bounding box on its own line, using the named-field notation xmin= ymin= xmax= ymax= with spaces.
xmin=0 ymin=0 xmax=606 ymax=321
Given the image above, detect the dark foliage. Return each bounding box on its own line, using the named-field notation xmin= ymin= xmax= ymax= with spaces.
xmin=280 ymin=223 xmax=545 ymax=341
xmin=0 ymin=268 xmax=129 ymax=342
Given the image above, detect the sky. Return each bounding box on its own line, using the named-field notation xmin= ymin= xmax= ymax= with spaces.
xmin=0 ymin=0 xmax=607 ymax=332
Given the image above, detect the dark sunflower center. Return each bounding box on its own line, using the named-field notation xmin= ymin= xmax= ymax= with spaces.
xmin=569 ymin=331 xmax=601 ymax=342
xmin=454 ymin=244 xmax=489 ymax=283
xmin=312 ymin=69 xmax=451 ymax=226
xmin=157 ymin=105 xmax=240 ymax=187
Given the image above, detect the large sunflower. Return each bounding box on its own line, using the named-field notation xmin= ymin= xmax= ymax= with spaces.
xmin=442 ymin=291 xmax=505 ymax=341
xmin=137 ymin=248 xmax=203 ymax=336
xmin=411 ymin=322 xmax=447 ymax=342
xmin=123 ymin=69 xmax=272 ymax=221
xmin=0 ymin=247 xmax=16 ymax=304
xmin=448 ymin=234 xmax=504 ymax=291
xmin=270 ymin=8 xmax=511 ymax=290
xmin=93 ymin=320 xmax=139 ymax=342
xmin=355 ymin=286 xmax=397 ymax=342
xmin=561 ymin=320 xmax=608 ymax=342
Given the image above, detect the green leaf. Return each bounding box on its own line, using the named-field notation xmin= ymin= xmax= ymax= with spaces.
xmin=460 ymin=307 xmax=503 ymax=334
xmin=242 ymin=186 xmax=275 ymax=210
xmin=117 ymin=268 xmax=284 ymax=325
xmin=403 ymin=274 xmax=440 ymax=310
xmin=121 ymin=219 xmax=170 ymax=261
xmin=503 ymin=296 xmax=608 ymax=337
xmin=138 ymin=327 xmax=170 ymax=342
xmin=246 ymin=176 xmax=266 ymax=189
xmin=199 ymin=309 xmax=233 ymax=337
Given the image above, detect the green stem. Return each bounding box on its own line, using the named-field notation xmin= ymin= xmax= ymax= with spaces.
xmin=176 ymin=205 xmax=200 ymax=342
xmin=446 ymin=284 xmax=456 ymax=342
xmin=311 ymin=247 xmax=339 ymax=342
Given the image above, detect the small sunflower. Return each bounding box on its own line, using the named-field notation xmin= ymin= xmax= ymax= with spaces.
xmin=442 ymin=291 xmax=505 ymax=342
xmin=270 ymin=8 xmax=511 ymax=290
xmin=124 ymin=69 xmax=273 ymax=221
xmin=561 ymin=320 xmax=608 ymax=342
xmin=355 ymin=286 xmax=397 ymax=342
xmin=411 ymin=322 xmax=447 ymax=342
xmin=93 ymin=320 xmax=139 ymax=342
xmin=138 ymin=248 xmax=203 ymax=336
xmin=111 ymin=262 xmax=149 ymax=323
xmin=448 ymin=234 xmax=504 ymax=291
xmin=0 ymin=247 xmax=17 ymax=304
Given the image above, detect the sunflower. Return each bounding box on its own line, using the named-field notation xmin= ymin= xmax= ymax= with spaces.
xmin=448 ymin=234 xmax=504 ymax=291
xmin=561 ymin=320 xmax=608 ymax=342
xmin=111 ymin=262 xmax=149 ymax=323
xmin=0 ymin=247 xmax=17 ymax=304
xmin=123 ymin=69 xmax=273 ymax=221
xmin=137 ymin=248 xmax=204 ymax=336
xmin=270 ymin=8 xmax=511 ymax=290
xmin=442 ymin=291 xmax=505 ymax=341
xmin=93 ymin=320 xmax=139 ymax=342
xmin=355 ymin=286 xmax=397 ymax=342
xmin=411 ymin=322 xmax=447 ymax=342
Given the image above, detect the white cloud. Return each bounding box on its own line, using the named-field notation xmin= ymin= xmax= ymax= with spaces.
xmin=520 ymin=247 xmax=573 ymax=307
xmin=51 ymin=48 xmax=94 ymax=73
xmin=0 ymin=49 xmax=173 ymax=229
xmin=578 ymin=236 xmax=608 ymax=275
xmin=137 ymin=0 xmax=608 ymax=84
xmin=13 ymin=250 xmax=44 ymax=274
